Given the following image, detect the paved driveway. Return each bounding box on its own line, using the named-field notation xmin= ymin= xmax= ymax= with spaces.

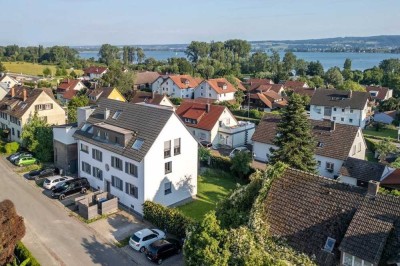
xmin=0 ymin=157 xmax=133 ymax=266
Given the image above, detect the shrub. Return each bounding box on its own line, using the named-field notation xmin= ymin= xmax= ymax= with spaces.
xmin=210 ymin=154 xmax=232 ymax=172
xmin=14 ymin=241 xmax=40 ymax=266
xmin=4 ymin=142 xmax=19 ymax=155
xmin=170 ymin=98 xmax=182 ymax=106
xmin=143 ymin=201 xmax=194 ymax=238
xmin=365 ymin=138 xmax=377 ymax=152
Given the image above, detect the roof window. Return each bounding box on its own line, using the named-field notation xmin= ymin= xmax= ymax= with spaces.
xmin=112 ymin=110 xmax=122 ymax=120
xmin=323 ymin=237 xmax=336 ymax=253
xmin=132 ymin=138 xmax=144 ymax=150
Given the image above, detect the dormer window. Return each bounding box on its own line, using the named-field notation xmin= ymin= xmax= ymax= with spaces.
xmin=222 ymin=84 xmax=227 ymax=90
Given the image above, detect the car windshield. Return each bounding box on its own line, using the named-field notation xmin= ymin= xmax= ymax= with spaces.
xmin=131 ymin=234 xmax=141 ymax=242
xmin=150 ymin=229 xmax=159 ymax=235
xmin=58 ymin=183 xmax=69 ymax=189
xmin=44 ymin=178 xmax=51 ymax=184
xmin=147 ymin=243 xmax=159 ymax=254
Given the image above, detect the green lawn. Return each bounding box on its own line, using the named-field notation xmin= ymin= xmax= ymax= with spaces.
xmin=363 ymin=128 xmax=398 ymax=139
xmin=177 ymin=169 xmax=244 ymax=221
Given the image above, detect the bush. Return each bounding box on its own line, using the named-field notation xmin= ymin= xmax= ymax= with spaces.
xmin=4 ymin=142 xmax=19 ymax=155
xmin=143 ymin=201 xmax=194 ymax=238
xmin=14 ymin=241 xmax=40 ymax=266
xmin=170 ymin=98 xmax=182 ymax=106
xmin=232 ymin=109 xmax=264 ymax=119
xmin=365 ymin=138 xmax=377 ymax=152
xmin=210 ymin=154 xmax=232 ymax=172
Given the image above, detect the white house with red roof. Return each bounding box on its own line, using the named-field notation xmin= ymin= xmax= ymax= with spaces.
xmin=194 ymin=78 xmax=237 ymax=103
xmin=56 ymin=79 xmax=87 ymax=104
xmin=151 ymin=75 xmax=202 ymax=99
xmin=84 ymin=66 xmax=108 ymax=80
xmin=176 ymin=102 xmax=255 ymax=148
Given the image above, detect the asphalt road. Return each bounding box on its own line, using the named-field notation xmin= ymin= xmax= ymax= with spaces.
xmin=0 ymin=157 xmax=134 ymax=266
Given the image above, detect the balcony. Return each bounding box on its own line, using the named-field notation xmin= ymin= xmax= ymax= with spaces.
xmin=218 ymin=121 xmax=255 ymax=134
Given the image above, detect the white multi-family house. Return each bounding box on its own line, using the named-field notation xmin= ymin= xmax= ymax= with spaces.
xmin=84 ymin=66 xmax=108 ymax=80
xmin=252 ymin=114 xmax=366 ymax=178
xmin=366 ymin=85 xmax=393 ymax=102
xmin=0 ymin=75 xmax=19 ymax=89
xmin=151 ymin=75 xmax=202 ymax=99
xmin=73 ymin=99 xmax=198 ymax=215
xmin=310 ymin=89 xmax=370 ymax=128
xmin=0 ymin=87 xmax=66 ymax=142
xmin=176 ymin=102 xmax=255 ymax=148
xmin=194 ymin=78 xmax=237 ymax=102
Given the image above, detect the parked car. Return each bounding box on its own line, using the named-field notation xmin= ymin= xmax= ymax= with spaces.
xmin=27 ymin=168 xmax=56 ymax=180
xmin=229 ymin=146 xmax=250 ymax=158
xmin=199 ymin=141 xmax=213 ymax=149
xmin=43 ymin=175 xmax=73 ymax=190
xmin=146 ymin=238 xmax=182 ymax=264
xmin=129 ymin=228 xmax=166 ymax=253
xmin=51 ymin=178 xmax=90 ymax=200
xmin=15 ymin=156 xmax=37 ymax=166
xmin=9 ymin=152 xmax=32 ymax=162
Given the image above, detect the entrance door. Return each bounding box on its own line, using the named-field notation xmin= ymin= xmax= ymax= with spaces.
xmin=105 ymin=180 xmax=111 ymax=193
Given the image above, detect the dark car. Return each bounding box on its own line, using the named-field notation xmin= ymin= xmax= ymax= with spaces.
xmin=27 ymin=168 xmax=56 ymax=180
xmin=51 ymin=178 xmax=90 ymax=200
xmin=199 ymin=141 xmax=212 ymax=149
xmin=146 ymin=238 xmax=182 ymax=264
xmin=9 ymin=152 xmax=32 ymax=162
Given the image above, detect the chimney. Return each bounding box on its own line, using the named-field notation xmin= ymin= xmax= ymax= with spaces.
xmin=77 ymin=106 xmax=95 ymax=126
xmin=367 ymin=180 xmax=380 ymax=197
xmin=348 ymin=90 xmax=352 ymax=98
xmin=330 ymin=121 xmax=336 ymax=131
xmin=206 ymin=103 xmax=211 ymax=113
xmin=104 ymin=108 xmax=110 ymax=120
xmin=22 ymin=89 xmax=27 ymax=102
xmin=10 ymin=87 xmax=15 ymax=97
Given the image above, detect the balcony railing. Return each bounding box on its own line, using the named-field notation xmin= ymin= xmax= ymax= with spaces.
xmin=218 ymin=121 xmax=255 ymax=134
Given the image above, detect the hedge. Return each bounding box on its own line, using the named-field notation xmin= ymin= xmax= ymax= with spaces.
xmin=210 ymin=154 xmax=232 ymax=172
xmin=143 ymin=201 xmax=194 ymax=238
xmin=14 ymin=241 xmax=40 ymax=266
xmin=4 ymin=142 xmax=19 ymax=155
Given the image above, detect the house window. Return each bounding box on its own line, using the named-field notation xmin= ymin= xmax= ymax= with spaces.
xmin=93 ymin=167 xmax=103 ymax=180
xmin=350 ymin=109 xmax=354 ymax=113
xmin=343 ymin=252 xmax=353 ymax=266
xmin=317 ymin=160 xmax=321 ymax=167
xmin=349 ymin=118 xmax=353 ymax=123
xmin=92 ymin=149 xmax=102 ymax=162
xmin=200 ymin=133 xmax=206 ymax=139
xmin=352 ymin=145 xmax=356 ymax=155
xmin=111 ymin=176 xmax=123 ymax=191
xmin=111 ymin=156 xmax=123 ymax=170
xmin=341 ymin=117 xmax=344 ymax=122
xmin=326 ymin=162 xmax=334 ymax=171
xmin=82 ymin=161 xmax=91 ymax=174
xmin=81 ymin=143 xmax=89 ymax=153
xmin=125 ymin=162 xmax=138 ymax=177
xmin=125 ymin=182 xmax=138 ymax=198
xmin=333 ymin=117 xmax=336 ymax=121
xmin=104 ymin=131 xmax=109 ymax=140
xmin=201 ymin=92 xmax=203 ymax=96
xmin=342 ymin=108 xmax=345 ymax=112
xmin=209 ymin=93 xmax=211 ymax=97
xmin=174 ymin=138 xmax=181 ymax=155
xmin=165 ymin=161 xmax=172 ymax=174
xmin=333 ymin=108 xmax=337 ymax=111
xmin=164 ymin=182 xmax=172 ymax=195
xmin=358 ymin=142 xmax=362 ymax=152
xmin=17 ymin=130 xmax=20 ymax=138
xmin=164 ymin=140 xmax=171 ymax=158
xmin=11 ymin=128 xmax=14 ymax=135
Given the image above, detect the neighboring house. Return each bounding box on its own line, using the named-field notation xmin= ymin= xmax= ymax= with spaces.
xmin=373 ymin=110 xmax=397 ymax=125
xmin=83 ymin=66 xmax=108 ymax=80
xmin=88 ymin=87 xmax=126 ymax=104
xmin=0 ymin=87 xmax=66 ymax=142
xmin=246 ymin=91 xmax=287 ymax=111
xmin=152 ymin=75 xmax=202 ymax=99
xmin=56 ymin=79 xmax=87 ymax=104
xmin=0 ymin=75 xmax=19 ymax=89
xmin=130 ymin=91 xmax=175 ymax=110
xmin=53 ymin=123 xmax=78 ymax=175
xmin=339 ymin=157 xmax=393 ymax=187
xmin=249 ymin=83 xmax=285 ymax=96
xmin=134 ymin=71 xmax=160 ymax=90
xmin=252 ymin=115 xmax=366 ymax=178
xmin=290 ymin=87 xmax=316 ymax=98
xmin=0 ymin=84 xmax=9 ymax=101
xmin=381 ymin=169 xmax=400 ymax=189
xmin=176 ymin=102 xmax=255 ymax=148
xmin=194 ymin=78 xmax=237 ymax=103
xmin=241 ymin=78 xmax=274 ymax=91
xmin=366 ymin=85 xmax=393 ymax=102
xmin=310 ymin=89 xmax=370 ymax=128
xmin=73 ymin=99 xmax=198 ymax=215
xmin=283 ymin=80 xmax=309 ymax=89
xmin=264 ymin=167 xmax=400 ymax=266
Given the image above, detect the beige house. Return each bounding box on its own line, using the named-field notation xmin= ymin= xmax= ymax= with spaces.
xmin=0 ymin=87 xmax=66 ymax=142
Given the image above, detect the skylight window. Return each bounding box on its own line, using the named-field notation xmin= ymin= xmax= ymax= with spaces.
xmin=323 ymin=237 xmax=336 ymax=253
xmin=132 ymin=138 xmax=144 ymax=150
xmin=112 ymin=110 xmax=122 ymax=120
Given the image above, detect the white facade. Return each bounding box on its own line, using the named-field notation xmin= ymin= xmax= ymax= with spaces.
xmin=194 ymin=81 xmax=235 ymax=102
xmin=151 ymin=77 xmax=195 ymax=99
xmin=53 ymin=125 xmax=77 ymax=145
xmin=310 ymin=103 xmax=369 ymax=128
xmin=77 ymin=114 xmax=198 ymax=215
xmin=88 ymin=70 xmax=107 ymax=80
xmin=0 ymin=76 xmax=19 ymax=88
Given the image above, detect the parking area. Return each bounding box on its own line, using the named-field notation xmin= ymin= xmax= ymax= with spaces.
xmin=6 ymin=156 xmax=184 ymax=266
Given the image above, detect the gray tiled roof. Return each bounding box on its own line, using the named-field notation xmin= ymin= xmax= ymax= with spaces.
xmin=251 ymin=114 xmax=360 ymax=160
xmin=310 ymin=89 xmax=369 ymax=109
xmin=340 ymin=157 xmax=386 ymax=182
xmin=73 ymin=98 xmax=174 ymax=162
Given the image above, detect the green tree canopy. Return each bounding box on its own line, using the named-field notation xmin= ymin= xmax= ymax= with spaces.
xmin=98 ymin=44 xmax=120 ymax=65
xmin=67 ymin=95 xmax=89 ymax=123
xmin=339 ymin=80 xmax=366 ymax=91
xmin=230 ymin=151 xmax=252 ymax=179
xmin=185 ymin=41 xmax=210 ymax=63
xmin=269 ymin=94 xmax=317 ymax=173
xmin=0 ymin=61 xmax=6 ymax=72
xmin=325 ymin=67 xmax=344 ymax=87
xmin=306 ymin=61 xmax=324 ymax=76
xmin=375 ymin=138 xmax=397 ymax=163
xmin=101 ymin=61 xmax=136 ymax=99
xmin=344 ymin=58 xmax=352 ymax=70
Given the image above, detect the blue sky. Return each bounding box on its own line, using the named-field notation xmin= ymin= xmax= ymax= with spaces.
xmin=2 ymin=0 xmax=399 ymax=46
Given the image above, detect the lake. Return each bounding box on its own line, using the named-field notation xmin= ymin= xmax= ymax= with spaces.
xmin=79 ymin=50 xmax=400 ymax=71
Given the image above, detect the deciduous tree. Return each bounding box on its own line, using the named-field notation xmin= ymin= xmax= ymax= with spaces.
xmin=230 ymin=151 xmax=252 ymax=179
xmin=376 ymin=138 xmax=397 ymax=163
xmin=67 ymin=95 xmax=89 ymax=123
xmin=98 ymin=44 xmax=120 ymax=66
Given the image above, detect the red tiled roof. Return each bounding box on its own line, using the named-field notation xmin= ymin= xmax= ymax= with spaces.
xmin=84 ymin=66 xmax=108 ymax=75
xmin=61 ymin=89 xmax=78 ymax=100
xmin=233 ymin=77 xmax=246 ymax=91
xmin=182 ymin=98 xmax=217 ymax=104
xmin=57 ymin=79 xmax=81 ymax=91
xmin=176 ymin=102 xmax=227 ymax=131
xmin=168 ymin=75 xmax=202 ymax=89
xmin=366 ymin=86 xmax=390 ymax=101
xmin=284 ymin=80 xmax=308 ymax=89
xmin=130 ymin=91 xmax=170 ymax=106
xmin=381 ymin=169 xmax=400 ymax=185
xmin=206 ymin=78 xmax=237 ymax=94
